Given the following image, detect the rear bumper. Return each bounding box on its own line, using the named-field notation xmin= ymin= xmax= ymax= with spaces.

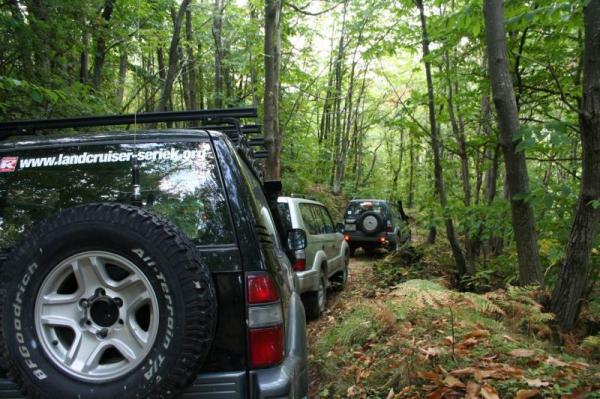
xmin=294 ymin=269 xmax=319 ymax=294
xmin=345 ymin=231 xmax=396 ymax=245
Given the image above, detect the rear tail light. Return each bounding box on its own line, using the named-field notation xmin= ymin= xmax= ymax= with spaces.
xmin=385 ymin=220 xmax=393 ymax=232
xmin=249 ymin=326 xmax=284 ymax=368
xmin=246 ymin=273 xmax=284 ymax=368
xmin=293 ymin=250 xmax=306 ymax=272
xmin=247 ymin=274 xmax=279 ymax=304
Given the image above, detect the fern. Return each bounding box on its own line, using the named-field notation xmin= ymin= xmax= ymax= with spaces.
xmin=461 ymin=292 xmax=506 ymax=316
xmin=389 ymin=279 xmax=452 ymax=309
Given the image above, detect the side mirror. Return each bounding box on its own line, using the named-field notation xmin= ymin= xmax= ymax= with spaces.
xmin=287 ymin=228 xmax=307 ymax=251
xmin=335 ymin=222 xmax=345 ymax=234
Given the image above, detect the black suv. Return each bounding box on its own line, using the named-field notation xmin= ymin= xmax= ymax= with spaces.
xmin=343 ymin=199 xmax=410 ymax=255
xmin=0 ymin=109 xmax=308 ymax=398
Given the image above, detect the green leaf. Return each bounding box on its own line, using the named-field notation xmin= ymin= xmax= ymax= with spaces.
xmin=31 ymin=90 xmax=44 ymax=104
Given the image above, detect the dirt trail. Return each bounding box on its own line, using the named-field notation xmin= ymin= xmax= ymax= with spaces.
xmin=307 ymin=255 xmax=378 ymax=396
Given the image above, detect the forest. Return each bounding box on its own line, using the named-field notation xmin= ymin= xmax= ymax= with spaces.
xmin=1 ymin=0 xmax=599 ymax=397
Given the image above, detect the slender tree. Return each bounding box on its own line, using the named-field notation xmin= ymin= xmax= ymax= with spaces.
xmin=550 ymin=0 xmax=600 ymax=330
xmin=92 ymin=0 xmax=116 ymax=91
xmin=157 ymin=0 xmax=192 ymax=112
xmin=415 ymin=0 xmax=468 ymax=277
xmin=212 ymin=0 xmax=225 ymax=108
xmin=483 ymin=0 xmax=543 ymax=285
xmin=264 ymin=0 xmax=283 ymax=180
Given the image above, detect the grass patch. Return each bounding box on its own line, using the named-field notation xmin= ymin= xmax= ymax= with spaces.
xmin=311 ymin=275 xmax=600 ymax=398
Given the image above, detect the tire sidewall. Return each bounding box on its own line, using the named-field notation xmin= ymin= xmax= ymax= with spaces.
xmin=358 ymin=211 xmax=382 ymax=235
xmin=2 ymin=221 xmax=189 ymax=398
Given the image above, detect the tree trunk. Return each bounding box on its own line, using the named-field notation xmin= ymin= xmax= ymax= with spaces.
xmin=550 ymin=0 xmax=600 ymax=330
xmin=264 ymin=0 xmax=282 ymax=181
xmin=416 ymin=0 xmax=468 ymax=277
xmin=484 ymin=0 xmax=543 ymax=285
xmin=157 ymin=0 xmax=192 ymax=112
xmin=80 ymin=32 xmax=90 ymax=83
xmin=115 ymin=46 xmax=127 ymax=108
xmin=408 ymin=136 xmax=415 ymax=208
xmin=185 ymin=9 xmax=197 ymax=111
xmin=212 ymin=0 xmax=224 ymax=108
xmin=92 ymin=0 xmax=115 ymax=91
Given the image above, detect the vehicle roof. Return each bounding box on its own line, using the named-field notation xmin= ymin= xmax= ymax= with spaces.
xmin=349 ymin=199 xmax=389 ymax=204
xmin=278 ymin=196 xmax=325 ymax=207
xmin=0 ymin=129 xmax=214 ymax=150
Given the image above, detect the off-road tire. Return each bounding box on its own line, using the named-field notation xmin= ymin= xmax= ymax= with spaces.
xmin=330 ymin=251 xmax=349 ymax=291
xmin=358 ymin=211 xmax=383 ymax=235
xmin=303 ymin=273 xmax=326 ymax=320
xmin=0 ymin=203 xmax=217 ymax=399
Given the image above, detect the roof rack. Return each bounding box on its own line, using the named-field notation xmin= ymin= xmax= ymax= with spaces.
xmin=0 ymin=107 xmax=266 ymax=180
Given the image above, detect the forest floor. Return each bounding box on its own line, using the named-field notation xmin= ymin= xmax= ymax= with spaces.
xmin=307 ymin=245 xmax=600 ymax=398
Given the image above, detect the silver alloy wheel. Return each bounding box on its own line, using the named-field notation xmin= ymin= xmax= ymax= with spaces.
xmin=34 ymin=251 xmax=159 ymax=382
xmin=317 ymin=277 xmax=326 ymax=312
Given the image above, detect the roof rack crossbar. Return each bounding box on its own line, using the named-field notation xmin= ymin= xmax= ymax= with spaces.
xmin=200 ymin=124 xmax=262 ymax=135
xmin=0 ymin=108 xmax=257 ymax=135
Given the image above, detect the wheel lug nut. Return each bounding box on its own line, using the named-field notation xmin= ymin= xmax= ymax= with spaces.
xmin=97 ymin=329 xmax=108 ymax=339
xmin=114 ymin=298 xmax=123 ymax=307
xmin=79 ymin=299 xmax=89 ymax=308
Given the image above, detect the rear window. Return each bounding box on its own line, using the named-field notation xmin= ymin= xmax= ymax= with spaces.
xmin=0 ymin=140 xmax=234 ymax=249
xmin=345 ymin=201 xmax=387 ymax=218
xmin=277 ymin=203 xmax=293 ymax=232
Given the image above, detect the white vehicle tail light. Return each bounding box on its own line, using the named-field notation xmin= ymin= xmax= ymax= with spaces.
xmin=293 ymin=250 xmax=306 ymax=271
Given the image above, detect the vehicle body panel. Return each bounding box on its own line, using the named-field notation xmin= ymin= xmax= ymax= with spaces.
xmin=0 ymin=130 xmax=308 ymax=398
xmin=277 ymin=197 xmax=348 ymax=293
xmin=343 ymin=199 xmax=410 ymax=251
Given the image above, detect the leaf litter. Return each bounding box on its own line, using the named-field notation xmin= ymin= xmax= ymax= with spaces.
xmin=308 ymin=251 xmax=600 ymax=398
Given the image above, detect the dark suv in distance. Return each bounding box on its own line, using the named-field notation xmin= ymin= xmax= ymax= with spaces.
xmin=343 ymin=199 xmax=410 ymax=255
xmin=0 ymin=109 xmax=308 ymax=399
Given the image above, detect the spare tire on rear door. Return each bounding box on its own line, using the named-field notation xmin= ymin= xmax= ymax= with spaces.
xmin=0 ymin=203 xmax=217 ymax=399
xmin=358 ymin=211 xmax=383 ymax=235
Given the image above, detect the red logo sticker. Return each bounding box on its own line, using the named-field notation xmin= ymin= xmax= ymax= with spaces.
xmin=0 ymin=156 xmax=18 ymax=172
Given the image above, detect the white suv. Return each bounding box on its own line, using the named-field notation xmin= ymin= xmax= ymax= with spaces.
xmin=277 ymin=197 xmax=350 ymax=319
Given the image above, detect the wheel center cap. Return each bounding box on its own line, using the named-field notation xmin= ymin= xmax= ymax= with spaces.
xmin=90 ymin=297 xmax=119 ymax=327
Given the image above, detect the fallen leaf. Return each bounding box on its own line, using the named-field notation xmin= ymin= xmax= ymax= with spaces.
xmin=420 ymin=346 xmax=444 ymax=358
xmin=516 ymin=389 xmax=540 ymax=399
xmin=465 ymin=381 xmax=481 ymax=399
xmin=347 ymin=385 xmax=358 ymax=397
xmin=386 ymin=388 xmax=395 ymax=399
xmin=568 ymin=361 xmax=590 ymax=370
xmin=525 ymin=378 xmax=551 ymax=388
xmin=418 ymin=370 xmax=439 ymax=382
xmin=450 ymin=367 xmax=477 ymax=377
xmin=503 ymin=334 xmax=517 ymax=343
xmin=545 ymin=356 xmax=568 ymax=367
xmin=480 ymin=383 xmax=500 ymax=399
xmin=457 ymin=337 xmax=480 ymax=349
xmin=426 ymin=387 xmax=449 ymax=399
xmin=464 ymin=329 xmax=490 ymax=339
xmin=509 ymin=349 xmax=535 ymax=358
xmin=443 ymin=375 xmax=466 ymax=388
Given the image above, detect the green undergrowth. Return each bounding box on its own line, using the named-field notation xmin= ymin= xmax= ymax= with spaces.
xmin=313 ymin=278 xmax=600 ymax=398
